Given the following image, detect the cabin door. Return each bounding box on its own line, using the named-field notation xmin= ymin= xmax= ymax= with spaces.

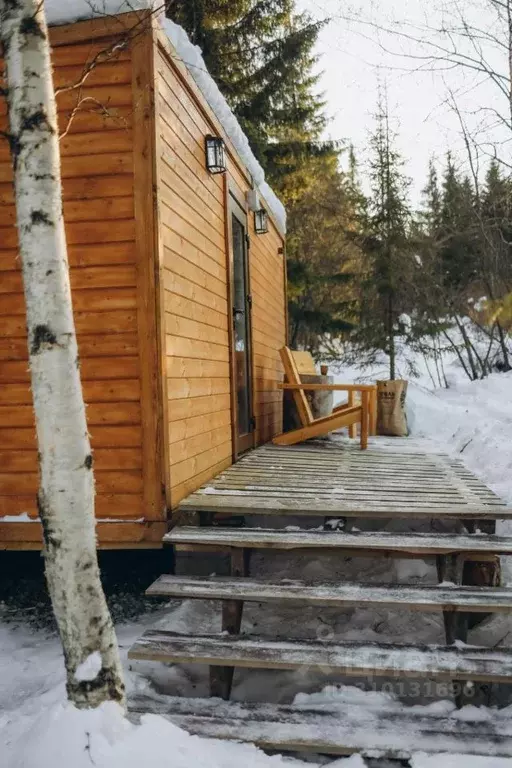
xmin=230 ymin=195 xmax=255 ymax=456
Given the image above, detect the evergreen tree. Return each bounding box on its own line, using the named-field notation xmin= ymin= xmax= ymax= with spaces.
xmin=481 ymin=160 xmax=512 ymax=274
xmin=421 ymin=158 xmax=442 ymax=234
xmin=412 ymin=158 xmax=447 ymax=326
xmin=286 ymin=160 xmax=363 ymax=353
xmin=165 ymin=0 xmax=332 ymax=191
xmin=357 ymin=93 xmax=413 ymax=379
xmin=413 ymin=156 xmax=511 ymax=381
xmin=438 ymin=153 xmax=479 ymax=291
xmin=478 ymin=160 xmax=512 ymax=369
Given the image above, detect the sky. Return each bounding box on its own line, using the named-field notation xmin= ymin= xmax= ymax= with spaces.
xmin=297 ymin=0 xmax=510 ymax=205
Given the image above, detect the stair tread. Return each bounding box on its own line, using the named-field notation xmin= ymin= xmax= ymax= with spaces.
xmin=129 ymin=693 xmax=512 ymax=758
xmin=167 ymin=525 xmax=512 ymax=555
xmin=128 ymin=630 xmax=512 ymax=682
xmin=146 ymin=574 xmax=512 ymax=612
xmin=179 ymin=493 xmax=511 ymax=519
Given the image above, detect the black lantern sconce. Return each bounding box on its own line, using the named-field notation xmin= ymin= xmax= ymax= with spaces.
xmin=254 ymin=208 xmax=268 ymax=234
xmin=205 ymin=135 xmax=226 ymax=174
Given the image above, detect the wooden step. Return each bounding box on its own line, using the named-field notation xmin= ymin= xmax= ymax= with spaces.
xmin=167 ymin=525 xmax=512 ymax=556
xmin=146 ymin=574 xmax=512 ymax=613
xmin=128 ymin=630 xmax=512 ymax=683
xmin=129 ymin=693 xmax=512 ymax=758
xmin=179 ymin=493 xmax=511 ymax=519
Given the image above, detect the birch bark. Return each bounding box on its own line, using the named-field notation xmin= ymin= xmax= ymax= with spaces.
xmin=0 ymin=0 xmax=125 ymax=708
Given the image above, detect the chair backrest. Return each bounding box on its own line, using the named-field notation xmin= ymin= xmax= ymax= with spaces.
xmin=280 ymin=347 xmax=314 ymax=426
xmin=292 ymin=351 xmax=317 ymax=376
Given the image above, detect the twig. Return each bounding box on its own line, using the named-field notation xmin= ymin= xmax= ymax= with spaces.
xmin=59 ymin=96 xmax=117 ymax=141
xmin=55 ymin=38 xmax=129 ymax=96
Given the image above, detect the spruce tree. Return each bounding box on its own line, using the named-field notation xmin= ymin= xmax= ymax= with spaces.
xmin=418 ymin=155 xmax=496 ymax=381
xmin=165 ymin=0 xmax=330 ymax=188
xmin=481 ymin=160 xmax=512 ymax=278
xmin=407 ymin=158 xmax=452 ymax=384
xmin=413 ymin=158 xmax=446 ymax=325
xmin=479 ymin=160 xmax=512 ymax=369
xmin=422 ymin=158 xmax=442 ymax=234
xmin=438 ymin=154 xmax=478 ymax=291
xmin=286 ymin=160 xmax=363 ymax=353
xmin=358 ymin=93 xmax=413 ymax=379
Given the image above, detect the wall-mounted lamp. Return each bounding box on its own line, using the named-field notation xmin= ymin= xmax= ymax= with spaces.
xmin=205 ymin=135 xmax=226 ymax=174
xmin=254 ymin=208 xmax=268 ymax=234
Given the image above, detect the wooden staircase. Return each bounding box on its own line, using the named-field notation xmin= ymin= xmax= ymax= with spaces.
xmin=128 ymin=441 xmax=512 ymax=759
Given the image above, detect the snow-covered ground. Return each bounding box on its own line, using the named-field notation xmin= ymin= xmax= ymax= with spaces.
xmin=2 ymin=350 xmax=512 ymax=767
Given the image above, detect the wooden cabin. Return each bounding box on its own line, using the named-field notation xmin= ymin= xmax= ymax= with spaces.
xmin=0 ymin=11 xmax=287 ymax=550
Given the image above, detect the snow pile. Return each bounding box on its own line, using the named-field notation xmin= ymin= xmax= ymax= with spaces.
xmin=74 ymin=651 xmax=102 ymax=682
xmin=408 ymin=371 xmax=512 ymax=505
xmin=411 ymin=756 xmax=511 ymax=768
xmin=44 ymin=0 xmax=152 ymax=25
xmin=0 ymin=513 xmax=34 ymax=523
xmin=43 ymin=1 xmax=286 ymax=233
xmin=4 ymin=680 xmax=512 ymax=768
xmin=5 ymin=698 xmax=301 ymax=768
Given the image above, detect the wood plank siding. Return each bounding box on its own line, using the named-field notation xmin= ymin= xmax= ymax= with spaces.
xmin=0 ymin=14 xmax=166 ymax=547
xmin=0 ymin=14 xmax=285 ymax=547
xmin=154 ymin=30 xmax=286 ymax=508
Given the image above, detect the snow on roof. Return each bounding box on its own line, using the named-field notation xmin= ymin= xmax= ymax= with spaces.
xmin=44 ymin=0 xmax=151 ymax=26
xmin=44 ymin=1 xmax=286 ymax=234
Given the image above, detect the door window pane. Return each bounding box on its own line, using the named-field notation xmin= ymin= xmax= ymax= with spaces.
xmin=232 ymin=214 xmax=251 ymax=436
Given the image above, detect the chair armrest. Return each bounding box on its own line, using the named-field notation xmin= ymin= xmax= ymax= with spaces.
xmin=279 ymin=383 xmax=377 ymax=392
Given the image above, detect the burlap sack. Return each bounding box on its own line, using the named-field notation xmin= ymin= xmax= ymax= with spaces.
xmin=376 ymin=379 xmax=408 ymax=436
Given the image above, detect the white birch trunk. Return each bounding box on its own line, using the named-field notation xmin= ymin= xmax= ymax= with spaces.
xmin=0 ymin=0 xmax=125 ymax=709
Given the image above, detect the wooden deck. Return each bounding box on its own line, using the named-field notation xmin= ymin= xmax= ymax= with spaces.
xmin=129 ymin=437 xmax=512 ymax=758
xmin=177 ymin=438 xmax=508 ymax=518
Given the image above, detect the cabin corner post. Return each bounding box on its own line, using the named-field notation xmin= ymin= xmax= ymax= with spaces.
xmin=132 ymin=18 xmax=168 ymax=523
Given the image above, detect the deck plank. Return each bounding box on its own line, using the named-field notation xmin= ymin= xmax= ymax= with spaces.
xmin=128 ymin=630 xmax=512 ymax=682
xmin=129 ymin=694 xmax=512 ymax=757
xmin=179 ymin=495 xmax=509 ymax=517
xmin=146 ymin=574 xmax=512 ymax=612
xmin=167 ymin=526 xmax=512 ymax=555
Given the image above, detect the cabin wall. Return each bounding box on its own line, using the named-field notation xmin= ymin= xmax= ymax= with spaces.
xmin=154 ymin=41 xmax=232 ymax=509
xmin=154 ymin=33 xmax=286 ymax=508
xmin=0 ymin=17 xmax=166 ymax=548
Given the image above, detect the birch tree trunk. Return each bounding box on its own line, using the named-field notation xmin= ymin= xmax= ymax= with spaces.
xmin=0 ymin=0 xmax=125 ymax=709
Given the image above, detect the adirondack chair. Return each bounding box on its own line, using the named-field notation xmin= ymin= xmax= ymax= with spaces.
xmin=273 ymin=347 xmax=377 ymax=449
